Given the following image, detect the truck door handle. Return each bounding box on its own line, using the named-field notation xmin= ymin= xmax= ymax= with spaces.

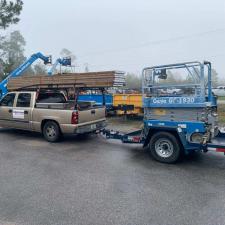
xmin=8 ymin=109 xmax=12 ymax=113
xmin=24 ymin=111 xmax=28 ymax=114
xmin=91 ymin=109 xmax=96 ymax=114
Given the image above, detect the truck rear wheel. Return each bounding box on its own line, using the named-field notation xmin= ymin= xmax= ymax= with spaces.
xmin=149 ymin=132 xmax=181 ymax=163
xmin=43 ymin=121 xmax=61 ymax=142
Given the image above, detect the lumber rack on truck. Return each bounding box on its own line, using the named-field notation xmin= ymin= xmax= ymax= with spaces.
xmin=12 ymin=83 xmax=90 ymax=90
xmin=11 ymin=83 xmax=109 ymax=110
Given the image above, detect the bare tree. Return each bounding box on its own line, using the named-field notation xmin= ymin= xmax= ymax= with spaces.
xmin=125 ymin=73 xmax=141 ymax=91
xmin=60 ymin=48 xmax=76 ymax=63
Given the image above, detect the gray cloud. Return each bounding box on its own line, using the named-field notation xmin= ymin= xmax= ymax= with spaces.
xmin=16 ymin=0 xmax=225 ymax=77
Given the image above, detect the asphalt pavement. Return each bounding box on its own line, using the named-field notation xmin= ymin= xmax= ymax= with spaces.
xmin=0 ymin=128 xmax=225 ymax=225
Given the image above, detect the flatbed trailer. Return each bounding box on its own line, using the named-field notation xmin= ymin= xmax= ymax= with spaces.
xmin=102 ymin=129 xmax=225 ymax=152
xmin=102 ymin=61 xmax=225 ymax=163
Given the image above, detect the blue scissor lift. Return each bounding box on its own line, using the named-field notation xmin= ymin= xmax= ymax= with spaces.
xmin=103 ymin=61 xmax=225 ymax=163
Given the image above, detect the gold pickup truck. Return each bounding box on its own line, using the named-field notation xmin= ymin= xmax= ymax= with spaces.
xmin=0 ymin=91 xmax=106 ymax=142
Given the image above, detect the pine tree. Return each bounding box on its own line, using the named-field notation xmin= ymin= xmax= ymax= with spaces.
xmin=0 ymin=0 xmax=23 ymax=29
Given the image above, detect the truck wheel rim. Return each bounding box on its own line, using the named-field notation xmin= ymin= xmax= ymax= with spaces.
xmin=46 ymin=125 xmax=56 ymax=137
xmin=155 ymin=138 xmax=174 ymax=158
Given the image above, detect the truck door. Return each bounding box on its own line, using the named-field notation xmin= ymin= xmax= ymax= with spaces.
xmin=0 ymin=93 xmax=16 ymax=128
xmin=12 ymin=93 xmax=32 ymax=130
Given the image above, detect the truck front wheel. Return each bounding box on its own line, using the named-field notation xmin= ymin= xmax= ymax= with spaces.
xmin=149 ymin=132 xmax=181 ymax=163
xmin=43 ymin=121 xmax=61 ymax=142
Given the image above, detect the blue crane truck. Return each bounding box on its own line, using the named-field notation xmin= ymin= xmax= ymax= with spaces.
xmin=103 ymin=61 xmax=225 ymax=163
xmin=0 ymin=52 xmax=51 ymax=99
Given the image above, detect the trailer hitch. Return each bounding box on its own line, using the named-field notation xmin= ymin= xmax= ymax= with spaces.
xmin=101 ymin=129 xmax=125 ymax=140
xmin=101 ymin=129 xmax=144 ymax=144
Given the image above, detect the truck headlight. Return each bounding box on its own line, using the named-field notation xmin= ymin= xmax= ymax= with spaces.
xmin=190 ymin=132 xmax=204 ymax=143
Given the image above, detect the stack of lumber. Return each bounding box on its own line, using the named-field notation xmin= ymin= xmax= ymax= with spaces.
xmin=7 ymin=71 xmax=126 ymax=90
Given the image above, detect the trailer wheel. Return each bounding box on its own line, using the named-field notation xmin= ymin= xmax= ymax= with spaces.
xmin=43 ymin=121 xmax=61 ymax=142
xmin=149 ymin=132 xmax=181 ymax=163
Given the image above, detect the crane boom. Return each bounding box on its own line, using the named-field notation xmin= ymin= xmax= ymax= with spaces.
xmin=0 ymin=52 xmax=51 ymax=98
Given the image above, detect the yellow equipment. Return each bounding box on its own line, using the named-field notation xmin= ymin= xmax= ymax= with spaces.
xmin=113 ymin=94 xmax=143 ymax=115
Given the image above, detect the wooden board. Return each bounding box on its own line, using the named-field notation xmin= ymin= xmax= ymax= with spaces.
xmin=7 ymin=71 xmax=126 ymax=90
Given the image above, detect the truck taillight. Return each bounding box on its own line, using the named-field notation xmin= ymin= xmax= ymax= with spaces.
xmin=71 ymin=111 xmax=79 ymax=124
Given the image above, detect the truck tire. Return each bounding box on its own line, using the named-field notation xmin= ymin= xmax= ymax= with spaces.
xmin=43 ymin=121 xmax=61 ymax=142
xmin=149 ymin=132 xmax=181 ymax=163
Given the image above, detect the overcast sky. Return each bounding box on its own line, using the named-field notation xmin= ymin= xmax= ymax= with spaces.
xmin=10 ymin=0 xmax=225 ymax=77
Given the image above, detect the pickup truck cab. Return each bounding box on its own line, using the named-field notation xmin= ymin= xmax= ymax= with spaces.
xmin=0 ymin=91 xmax=106 ymax=142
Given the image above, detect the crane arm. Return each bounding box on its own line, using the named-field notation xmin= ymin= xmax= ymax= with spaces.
xmin=0 ymin=52 xmax=51 ymax=98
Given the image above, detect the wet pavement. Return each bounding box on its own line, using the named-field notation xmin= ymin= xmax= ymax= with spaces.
xmin=0 ymin=128 xmax=225 ymax=225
